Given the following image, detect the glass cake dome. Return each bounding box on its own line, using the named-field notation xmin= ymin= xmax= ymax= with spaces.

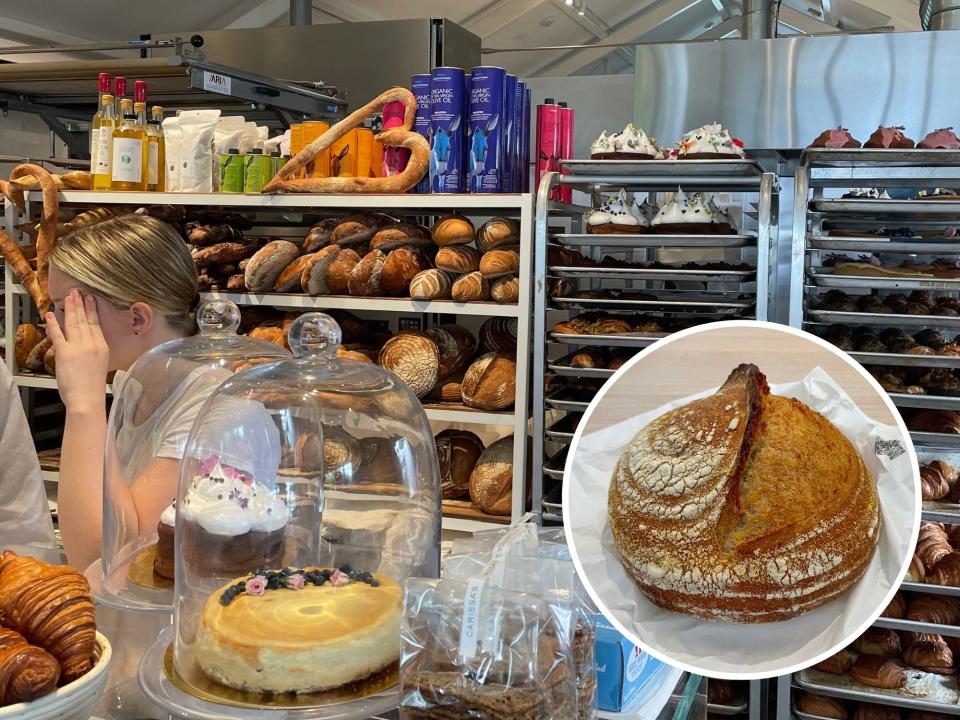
xmin=166 ymin=312 xmax=440 ymax=714
xmin=94 ymin=300 xmax=291 ymax=613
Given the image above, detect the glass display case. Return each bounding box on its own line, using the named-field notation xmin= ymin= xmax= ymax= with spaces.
xmin=143 ymin=312 xmax=440 ymax=718
xmin=93 ymin=300 xmax=291 ymax=612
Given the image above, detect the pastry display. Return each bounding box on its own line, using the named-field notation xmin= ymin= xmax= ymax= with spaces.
xmin=909 ymin=410 xmax=960 ymax=434
xmin=590 ymin=123 xmax=660 ymax=160
xmin=608 ymin=364 xmax=879 ymax=623
xmin=676 ymin=123 xmax=746 ymax=159
xmin=919 ymin=128 xmax=960 ymax=150
xmin=178 ymin=456 xmax=290 ymax=577
xmin=585 ymin=188 xmax=647 ymax=234
xmin=195 ymin=566 xmax=401 ymax=692
xmin=864 ymin=126 xmax=915 ymax=149
xmin=853 ymin=628 xmax=901 ymax=658
xmin=651 ymin=188 xmax=734 ymax=234
xmin=552 ymin=312 xmax=716 ymax=337
xmin=809 ymin=128 xmax=862 ymax=149
xmin=0 ymin=625 xmax=60 ymax=705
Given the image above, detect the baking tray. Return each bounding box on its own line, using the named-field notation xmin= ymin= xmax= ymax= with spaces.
xmin=545 ymin=387 xmax=597 ymax=413
xmin=706 ymin=699 xmax=748 ymax=715
xmin=550 ymin=331 xmax=669 ymax=348
xmin=545 ymin=412 xmax=583 ymax=442
xmin=549 ymin=266 xmax=756 ymax=282
xmin=808 ymin=235 xmax=960 ymax=254
xmin=889 ymin=393 xmax=960 ymax=411
xmin=796 ymin=666 xmax=960 ymax=712
xmin=544 ymin=450 xmax=568 ymax=480
xmin=559 ymin=158 xmax=763 ymax=178
xmin=553 ymin=233 xmax=755 ymax=248
xmin=542 ymin=483 xmax=562 ymax=517
xmin=548 ymin=352 xmax=618 ymax=379
xmin=793 ymin=707 xmax=839 ymax=720
xmin=911 ymin=431 xmax=960 ymax=449
xmin=808 ymin=309 xmax=960 ymax=328
xmin=849 ymin=351 xmax=960 ymax=369
xmin=550 ymin=295 xmax=753 ymax=313
xmin=872 ymin=616 xmax=960 ymax=639
xmin=803 ymin=148 xmax=960 ymax=167
xmin=899 ymin=581 xmax=960 ymax=596
xmin=808 ymin=269 xmax=960 ymax=290
xmin=811 ymin=198 xmax=960 ymax=216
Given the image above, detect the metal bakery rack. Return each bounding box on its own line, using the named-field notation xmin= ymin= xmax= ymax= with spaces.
xmin=2 ymin=190 xmax=535 ymax=535
xmin=781 ymin=149 xmax=960 ymax=719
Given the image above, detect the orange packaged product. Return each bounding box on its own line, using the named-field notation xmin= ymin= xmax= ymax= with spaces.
xmin=357 ymin=128 xmax=374 ymax=179
xmin=331 ymin=129 xmax=358 ymax=177
xmin=302 ymin=120 xmax=330 ymax=177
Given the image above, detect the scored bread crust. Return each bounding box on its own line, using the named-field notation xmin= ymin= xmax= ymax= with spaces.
xmin=608 ymin=363 xmax=881 ymax=623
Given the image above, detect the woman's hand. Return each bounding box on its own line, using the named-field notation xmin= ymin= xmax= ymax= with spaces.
xmin=45 ymin=290 xmax=109 ymax=415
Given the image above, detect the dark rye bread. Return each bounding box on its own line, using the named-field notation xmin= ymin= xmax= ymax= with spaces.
xmin=608 ymin=363 xmax=880 ymax=623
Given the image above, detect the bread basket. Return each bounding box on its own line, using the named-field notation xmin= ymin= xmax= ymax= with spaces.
xmin=0 ymin=631 xmax=112 ymax=720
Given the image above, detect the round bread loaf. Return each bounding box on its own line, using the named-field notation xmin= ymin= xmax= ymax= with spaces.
xmin=426 ymin=371 xmax=464 ymax=403
xmin=303 ymin=218 xmax=339 ymax=253
xmin=248 ymin=325 xmax=289 ymax=351
xmin=425 ymin=324 xmax=477 ymax=380
xmin=409 ymin=269 xmax=452 ymax=300
xmin=378 ymin=331 xmax=440 ymax=398
xmin=245 ymin=240 xmax=300 ymax=293
xmin=371 ymin=223 xmax=433 ymax=251
xmin=491 ymin=274 xmax=520 ymax=304
xmin=479 ymin=247 xmax=520 ymax=279
xmin=451 ymin=272 xmax=489 ymax=303
xmin=300 ymin=245 xmax=342 ymax=295
xmin=274 ymin=255 xmax=311 ymax=293
xmin=192 ymin=241 xmax=256 ymax=269
xmin=332 ymin=214 xmax=383 ymax=246
xmin=348 ymin=249 xmax=387 ymax=296
xmin=461 ymin=351 xmax=516 ymax=410
xmin=436 ymin=246 xmax=481 ymax=274
xmin=432 ymin=214 xmax=475 ymax=246
xmin=436 ymin=429 xmax=485 ymax=500
xmin=381 ymin=247 xmax=432 ymax=296
xmin=15 ymin=324 xmax=45 ymax=369
xmin=25 ymin=336 xmax=53 ymax=373
xmin=608 ymin=363 xmax=880 ymax=623
xmin=226 ymin=274 xmax=246 ymax=292
xmin=324 ymin=248 xmax=361 ymax=295
xmin=43 ymin=343 xmax=56 ymax=376
xmin=337 ymin=345 xmax=374 ymax=364
xmin=469 ymin=435 xmax=513 ymax=516
xmin=477 ymin=217 xmax=520 ymax=253
xmin=479 ymin=318 xmax=518 ymax=353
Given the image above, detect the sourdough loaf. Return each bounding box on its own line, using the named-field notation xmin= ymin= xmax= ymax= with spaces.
xmin=425 ymin=324 xmax=476 ymax=380
xmin=436 ymin=429 xmax=484 ymax=500
xmin=469 ymin=435 xmax=514 ymax=516
xmin=381 ymin=247 xmax=431 ymax=296
xmin=491 ymin=274 xmax=520 ymax=304
xmin=300 ymin=245 xmax=342 ymax=295
xmin=324 ymin=248 xmax=361 ymax=294
xmin=451 ymin=271 xmax=488 ymax=302
xmin=436 ymin=246 xmax=480 ymax=274
xmin=409 ymin=269 xmax=452 ymax=300
xmin=477 ymin=217 xmax=520 ymax=253
xmin=347 ymin=249 xmax=386 ymax=296
xmin=461 ymin=352 xmax=516 ymax=410
xmin=432 ymin=214 xmax=475 ymax=246
xmin=378 ymin=331 xmax=439 ymax=398
xmin=245 ymin=240 xmax=300 ymax=293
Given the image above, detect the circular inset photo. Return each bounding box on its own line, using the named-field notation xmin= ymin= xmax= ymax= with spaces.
xmin=562 ymin=320 xmax=920 ymax=679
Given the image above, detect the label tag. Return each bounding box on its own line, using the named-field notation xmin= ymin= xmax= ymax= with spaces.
xmin=111 ymin=137 xmax=143 ymax=183
xmin=203 ymin=71 xmax=232 ymax=96
xmin=458 ymin=577 xmax=485 ymax=660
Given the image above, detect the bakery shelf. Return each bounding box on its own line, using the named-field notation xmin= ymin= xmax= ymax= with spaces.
xmin=794 ymin=667 xmax=960 ymax=713
xmin=549 ymin=266 xmax=756 ymax=283
xmin=793 ymin=708 xmax=836 ymax=720
xmin=550 ymin=331 xmax=668 ymax=347
xmin=922 ymin=502 xmax=960 ymax=524
xmin=548 ymin=353 xmax=619 ymax=379
xmin=889 ymin=393 xmax=960 ymax=411
xmin=544 ymin=413 xmax=582 ymax=442
xmin=553 ymin=233 xmax=756 ymax=248
xmin=802 ymin=148 xmax=960 ymax=168
xmin=807 ymin=271 xmax=960 ymax=291
xmin=911 ymin=431 xmax=960 ymax=448
xmin=898 ymin=581 xmax=960 ymax=596
xmin=544 ymin=449 xmax=567 ymax=480
xmin=808 ymin=309 xmax=960 ymax=328
xmin=440 ymin=502 xmax=510 ymax=530
xmin=422 ymin=404 xmax=514 ymax=426
xmin=550 ymin=295 xmax=753 ymax=313
xmin=811 ymin=198 xmax=960 ymax=216
xmin=849 ymin=351 xmax=960 ymax=369
xmin=201 ymin=291 xmax=521 ymax=318
xmin=808 ymin=235 xmax=960 ymax=255
xmin=872 ymin=615 xmax=960 ymax=639
xmin=559 ymin=159 xmax=764 ymax=189
xmin=544 ymin=387 xmax=594 ymax=413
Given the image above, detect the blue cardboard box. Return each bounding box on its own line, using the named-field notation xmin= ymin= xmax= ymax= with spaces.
xmin=592 ymin=613 xmax=666 ymax=712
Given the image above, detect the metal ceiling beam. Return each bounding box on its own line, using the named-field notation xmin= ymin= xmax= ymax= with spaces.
xmin=820 ymin=0 xmax=838 ymax=26
xmin=461 ymin=0 xmax=547 ymax=38
xmin=710 ymin=0 xmax=735 ymax=20
xmin=310 ymin=0 xmax=380 ymax=23
xmin=225 ymin=0 xmax=290 ymax=29
xmin=554 ymin=0 xmax=636 ymax=68
xmin=846 ymin=0 xmax=923 ymax=28
xmin=698 ymin=15 xmax=741 ymax=38
xmin=777 ymin=4 xmax=842 ymax=32
xmin=529 ymin=0 xmax=701 ymax=77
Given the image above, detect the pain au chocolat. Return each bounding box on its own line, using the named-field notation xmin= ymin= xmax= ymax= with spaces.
xmin=608 ymin=364 xmax=880 ymax=623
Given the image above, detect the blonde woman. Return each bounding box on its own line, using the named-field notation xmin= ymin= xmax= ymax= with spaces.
xmin=45 ymin=213 xmax=201 ymax=570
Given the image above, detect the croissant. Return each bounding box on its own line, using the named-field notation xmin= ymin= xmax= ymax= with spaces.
xmin=903 ymin=638 xmax=955 ymax=674
xmin=917 ymin=522 xmax=953 ymax=570
xmin=881 ymin=593 xmax=906 ymax=619
xmin=928 ymin=552 xmax=960 ymax=587
xmin=0 ymin=625 xmax=60 ymax=705
xmin=906 ymin=594 xmax=960 ymax=626
xmin=947 ymin=524 xmax=960 ymax=548
xmin=849 ymin=654 xmax=906 ymax=689
xmin=921 ymin=462 xmax=951 ymax=501
xmin=906 ymin=553 xmax=926 ymax=583
xmin=812 ymin=648 xmax=856 ymax=674
xmin=0 ymin=551 xmax=96 ymax=683
xmin=853 ymin=627 xmax=901 ymax=658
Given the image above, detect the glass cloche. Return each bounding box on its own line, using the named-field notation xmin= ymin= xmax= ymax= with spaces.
xmin=167 ymin=312 xmax=441 ymax=714
xmin=95 ymin=300 xmax=291 ymax=612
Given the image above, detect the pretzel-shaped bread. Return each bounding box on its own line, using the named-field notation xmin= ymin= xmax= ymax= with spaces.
xmin=263 ymin=87 xmax=428 ymax=194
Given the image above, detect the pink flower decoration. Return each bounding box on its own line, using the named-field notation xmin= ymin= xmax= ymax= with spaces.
xmin=287 ymin=574 xmax=305 ymax=590
xmin=245 ymin=576 xmax=267 ymax=596
xmin=330 ymin=570 xmax=351 ymax=587
xmin=200 ymin=455 xmax=220 ymax=476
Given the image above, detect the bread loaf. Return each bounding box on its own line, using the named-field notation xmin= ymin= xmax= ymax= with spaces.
xmin=226 ymin=274 xmax=246 ymax=292
xmin=245 ymin=240 xmax=300 ymax=293
xmin=332 ymin=214 xmax=382 ymax=246
xmin=426 ymin=372 xmax=464 ymax=403
xmin=477 ymin=217 xmax=520 ymax=253
xmin=274 ymin=255 xmax=311 ymax=292
xmin=347 ymin=249 xmax=386 ymax=296
xmin=188 ymin=223 xmax=243 ymax=245
xmin=43 ymin=344 xmax=56 ymax=376
xmin=303 ymin=218 xmax=339 ymax=253
xmin=324 ymin=248 xmax=361 ymax=294
xmin=491 ymin=274 xmax=520 ymax=304
xmin=462 ymin=352 xmax=516 ymax=410
xmin=436 ymin=246 xmax=481 ymax=274
xmin=479 ymin=318 xmax=518 ymax=353
xmin=300 ymin=245 xmax=341 ymax=295
xmin=797 ymin=693 xmax=847 ymax=720
xmin=24 ymin=336 xmax=53 ymax=373
xmin=469 ymin=435 xmax=513 ymax=516
xmin=432 ymin=214 xmax=475 ymax=246
xmin=425 ymin=324 xmax=477 ymax=380
xmin=337 ymin=345 xmax=374 ymax=364
xmin=15 ymin=324 xmax=44 ymax=369
xmin=410 ymin=269 xmax=452 ymax=300
xmin=378 ymin=331 xmax=440 ymax=398
xmin=249 ymin=325 xmax=289 ymax=351
xmin=812 ymin=649 xmax=856 ymax=674
xmin=192 ymin=241 xmax=255 ymax=268
xmin=381 ymin=247 xmax=432 ymax=296
xmin=479 ymin=247 xmax=520 ymax=279
xmin=436 ymin=429 xmax=484 ymax=500
xmin=451 ymin=272 xmax=489 ymax=302
xmin=608 ymin=363 xmax=880 ymax=623
xmin=371 ymin=222 xmax=433 ymax=251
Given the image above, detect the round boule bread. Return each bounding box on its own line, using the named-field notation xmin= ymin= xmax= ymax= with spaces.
xmin=476 ymin=217 xmax=520 ymax=253
xmin=15 ymin=323 xmax=45 ymax=369
xmin=371 ymin=223 xmax=433 ymax=251
xmin=479 ymin=318 xmax=518 ymax=353
xmin=347 ymin=249 xmax=387 ymax=296
xmin=437 ymin=429 xmax=485 ymax=500
xmin=409 ymin=269 xmax=452 ymax=300
xmin=451 ymin=271 xmax=489 ymax=303
xmin=331 ymin=214 xmax=382 ymax=246
xmin=273 ymin=255 xmax=311 ymax=293
xmin=300 ymin=245 xmax=342 ymax=295
xmin=469 ymin=435 xmax=514 ymax=516
xmin=425 ymin=324 xmax=477 ymax=380
xmin=426 ymin=371 xmax=464 ymax=403
xmin=303 ymin=218 xmax=339 ymax=253
xmin=381 ymin=247 xmax=432 ymax=296
xmin=491 ymin=274 xmax=520 ymax=304
xmin=461 ymin=351 xmax=516 ymax=410
xmin=245 ymin=240 xmax=300 ymax=293
xmin=378 ymin=331 xmax=440 ymax=398
xmin=25 ymin=336 xmax=53 ymax=373
xmin=432 ymin=214 xmax=476 ymax=246
xmin=324 ymin=248 xmax=361 ymax=294
xmin=608 ymin=363 xmax=880 ymax=624
xmin=436 ymin=246 xmax=481 ymax=274
xmin=479 ymin=247 xmax=520 ymax=279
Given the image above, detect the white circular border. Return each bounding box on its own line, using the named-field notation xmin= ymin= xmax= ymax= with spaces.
xmin=561 ymin=319 xmax=922 ymax=681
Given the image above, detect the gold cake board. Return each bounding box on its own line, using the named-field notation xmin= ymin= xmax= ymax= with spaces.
xmin=162 ymin=642 xmax=399 ymax=709
xmin=127 ymin=542 xmax=174 ymax=591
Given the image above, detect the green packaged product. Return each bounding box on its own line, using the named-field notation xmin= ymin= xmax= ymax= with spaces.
xmin=219 ymin=149 xmax=243 ymax=192
xmin=243 ymin=149 xmax=273 ymax=193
